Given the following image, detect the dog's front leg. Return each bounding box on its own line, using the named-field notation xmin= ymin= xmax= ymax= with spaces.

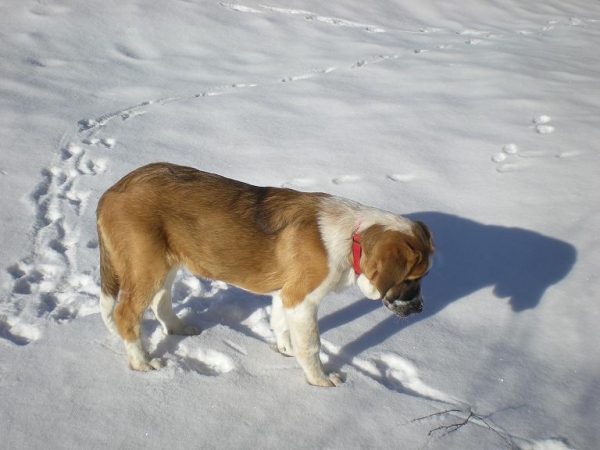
xmin=285 ymin=299 xmax=343 ymax=387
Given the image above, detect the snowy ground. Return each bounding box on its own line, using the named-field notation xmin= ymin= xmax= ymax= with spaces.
xmin=1 ymin=1 xmax=599 ymax=449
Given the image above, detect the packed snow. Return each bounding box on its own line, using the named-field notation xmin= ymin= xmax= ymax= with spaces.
xmin=1 ymin=0 xmax=599 ymax=449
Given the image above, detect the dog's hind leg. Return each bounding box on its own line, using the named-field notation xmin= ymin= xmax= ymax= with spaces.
xmin=270 ymin=293 xmax=293 ymax=356
xmin=150 ymin=268 xmax=201 ymax=336
xmin=114 ymin=277 xmax=165 ymax=371
xmin=98 ymin=226 xmax=120 ymax=335
xmin=113 ymin=251 xmax=174 ymax=371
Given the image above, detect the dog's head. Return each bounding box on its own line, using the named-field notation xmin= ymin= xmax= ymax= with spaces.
xmin=357 ymin=221 xmax=434 ymax=317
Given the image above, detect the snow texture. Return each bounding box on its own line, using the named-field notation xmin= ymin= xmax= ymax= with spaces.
xmin=1 ymin=0 xmax=599 ymax=449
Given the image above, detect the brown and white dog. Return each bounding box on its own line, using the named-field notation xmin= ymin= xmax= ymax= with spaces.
xmin=97 ymin=163 xmax=434 ymax=387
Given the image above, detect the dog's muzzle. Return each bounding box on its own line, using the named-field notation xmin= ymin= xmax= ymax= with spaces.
xmin=383 ymin=296 xmax=424 ymax=318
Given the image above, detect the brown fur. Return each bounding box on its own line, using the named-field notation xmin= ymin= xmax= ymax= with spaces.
xmin=360 ymin=222 xmax=434 ymax=304
xmin=97 ymin=163 xmax=435 ymax=384
xmin=97 ymin=163 xmax=331 ymax=343
xmin=361 ymin=222 xmax=434 ymax=317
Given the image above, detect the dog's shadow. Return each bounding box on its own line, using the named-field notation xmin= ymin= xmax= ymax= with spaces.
xmin=168 ymin=212 xmax=576 ymax=362
xmin=320 ymin=211 xmax=577 ymax=356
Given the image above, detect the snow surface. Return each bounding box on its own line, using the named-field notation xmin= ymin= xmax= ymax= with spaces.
xmin=1 ymin=0 xmax=599 ymax=449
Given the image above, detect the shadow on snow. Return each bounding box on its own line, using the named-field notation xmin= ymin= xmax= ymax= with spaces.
xmin=172 ymin=211 xmax=576 ymax=362
xmin=320 ymin=211 xmax=577 ymax=356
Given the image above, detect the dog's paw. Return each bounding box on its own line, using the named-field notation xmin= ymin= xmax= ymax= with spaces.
xmin=129 ymin=357 xmax=164 ymax=372
xmin=327 ymin=372 xmax=344 ymax=387
xmin=308 ymin=372 xmax=344 ymax=387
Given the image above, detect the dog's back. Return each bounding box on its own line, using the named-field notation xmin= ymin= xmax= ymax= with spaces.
xmin=97 ymin=162 xmax=328 ymax=295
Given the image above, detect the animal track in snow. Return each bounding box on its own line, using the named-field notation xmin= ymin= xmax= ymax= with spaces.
xmin=283 ymin=173 xmax=417 ymax=188
xmin=219 ymin=3 xmax=261 ymax=14
xmin=518 ymin=16 xmax=599 ymax=36
xmin=457 ymin=29 xmax=490 ymax=37
xmin=281 ymin=178 xmax=317 ymax=188
xmin=0 ymin=315 xmax=41 ymax=346
xmin=280 ymin=67 xmax=336 ymax=83
xmin=185 ymin=349 xmax=235 ymax=376
xmin=319 ymin=339 xmax=463 ymax=405
xmin=494 ymin=115 xmax=560 ymax=173
xmin=77 ymin=100 xmax=155 ymax=135
xmin=492 ymin=143 xmax=519 ymax=163
xmin=175 ymin=343 xmax=235 ymax=376
xmin=258 ymin=5 xmax=386 ymax=33
xmin=457 ymin=29 xmax=493 ymax=45
xmin=374 ymin=352 xmax=463 ymax=404
xmin=557 ymin=150 xmax=584 ymax=159
xmin=465 ymin=38 xmax=486 ymax=45
xmin=351 ymin=55 xmax=396 ymax=69
xmin=194 ymin=83 xmax=258 ymax=99
xmin=569 ymin=17 xmax=583 ymax=26
xmin=533 ymin=115 xmax=554 ymax=134
xmin=387 ymin=173 xmax=416 ymax=182
xmin=121 ymin=110 xmax=147 ymax=121
xmin=100 ymin=138 xmax=116 ymax=149
xmin=3 ymin=120 xmax=108 ymax=344
xmin=493 ymin=143 xmax=534 ymax=173
xmin=332 ymin=174 xmax=363 ymax=184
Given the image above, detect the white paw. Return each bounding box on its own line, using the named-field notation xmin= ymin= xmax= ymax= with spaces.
xmin=308 ymin=372 xmax=344 ymax=387
xmin=328 ymin=372 xmax=344 ymax=386
xmin=129 ymin=357 xmax=164 ymax=372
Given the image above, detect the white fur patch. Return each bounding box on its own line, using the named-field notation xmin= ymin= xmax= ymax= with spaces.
xmin=125 ymin=340 xmax=163 ymax=371
xmin=99 ymin=292 xmax=118 ymax=335
xmin=357 ymin=274 xmax=381 ymax=300
xmin=317 ymin=196 xmax=413 ymax=294
xmin=270 ymin=293 xmax=293 ymax=356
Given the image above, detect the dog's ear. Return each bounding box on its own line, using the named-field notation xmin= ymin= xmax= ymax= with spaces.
xmin=371 ymin=247 xmax=412 ymax=297
xmin=414 ymin=221 xmax=434 ymax=252
xmin=361 ymin=228 xmax=418 ymax=296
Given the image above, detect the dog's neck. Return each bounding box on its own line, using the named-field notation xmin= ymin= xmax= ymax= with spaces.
xmin=318 ymin=196 xmax=414 ymax=280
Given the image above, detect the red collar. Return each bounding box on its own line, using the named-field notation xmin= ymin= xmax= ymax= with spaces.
xmin=352 ymin=233 xmax=362 ymax=275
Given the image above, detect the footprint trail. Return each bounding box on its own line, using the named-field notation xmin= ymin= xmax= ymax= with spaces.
xmin=3 ymin=2 xmax=596 ymax=352
xmin=2 ymin=119 xmax=115 ymax=343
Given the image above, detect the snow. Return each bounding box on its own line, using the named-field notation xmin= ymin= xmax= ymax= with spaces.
xmin=1 ymin=0 xmax=599 ymax=448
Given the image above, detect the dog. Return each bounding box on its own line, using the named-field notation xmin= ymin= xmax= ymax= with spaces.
xmin=96 ymin=163 xmax=434 ymax=387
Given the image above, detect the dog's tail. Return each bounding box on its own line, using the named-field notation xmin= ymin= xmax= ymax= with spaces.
xmin=97 ymin=217 xmax=120 ymax=335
